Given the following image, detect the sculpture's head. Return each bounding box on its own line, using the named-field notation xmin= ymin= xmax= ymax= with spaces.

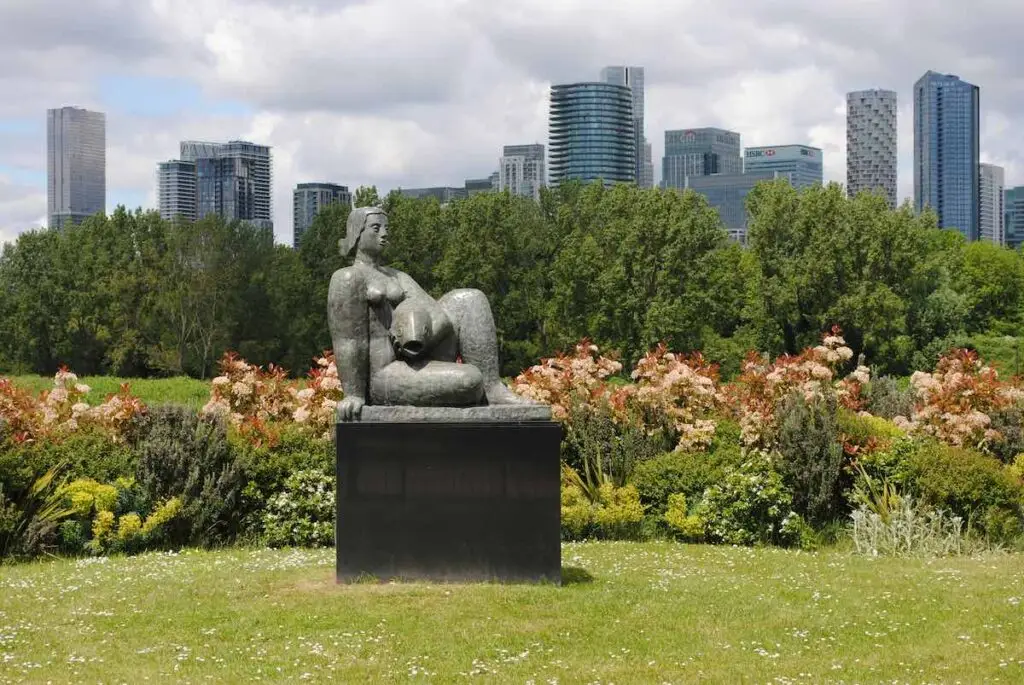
xmin=340 ymin=206 xmax=388 ymax=260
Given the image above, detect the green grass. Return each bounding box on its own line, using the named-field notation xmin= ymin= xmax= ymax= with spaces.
xmin=1 ymin=543 xmax=1022 ymax=682
xmin=7 ymin=375 xmax=211 ymax=409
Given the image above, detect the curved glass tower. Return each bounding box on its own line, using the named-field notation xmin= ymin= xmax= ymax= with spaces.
xmin=548 ymin=83 xmax=635 ymax=186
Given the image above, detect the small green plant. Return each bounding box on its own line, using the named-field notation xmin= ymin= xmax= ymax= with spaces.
xmin=850 ymin=496 xmax=971 ymax=557
xmin=560 ymin=468 xmax=645 ymax=540
xmin=663 ymin=493 xmax=704 ymax=541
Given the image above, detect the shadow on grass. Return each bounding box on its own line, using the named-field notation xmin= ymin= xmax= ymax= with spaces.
xmin=561 ymin=566 xmax=594 ymax=585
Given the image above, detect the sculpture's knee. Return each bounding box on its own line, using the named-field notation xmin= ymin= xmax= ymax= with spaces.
xmin=440 ymin=288 xmax=487 ymax=310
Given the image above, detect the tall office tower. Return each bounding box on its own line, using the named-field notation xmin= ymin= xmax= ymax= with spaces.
xmin=1006 ymin=187 xmax=1024 ymax=250
xmin=743 ymin=145 xmax=823 ymax=188
xmin=640 ymin=142 xmax=654 ymax=189
xmin=46 ymin=106 xmax=106 ymax=228
xmin=600 ymin=66 xmax=649 ymax=187
xmin=661 ymin=128 xmax=742 ymax=190
xmin=293 ymin=182 xmax=351 ymax=248
xmin=914 ymin=71 xmax=981 ymax=240
xmin=157 ymin=160 xmax=198 ymax=222
xmin=979 ymin=163 xmax=1005 ymax=246
xmin=685 ymin=171 xmax=786 ymax=244
xmin=498 ymin=143 xmax=546 ymax=201
xmin=398 ymin=186 xmax=467 ymax=204
xmin=846 ymin=89 xmax=898 ymax=207
xmin=549 ymin=83 xmax=635 ymax=186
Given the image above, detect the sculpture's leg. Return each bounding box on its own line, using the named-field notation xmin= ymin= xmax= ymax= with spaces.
xmin=438 ymin=288 xmax=537 ymax=405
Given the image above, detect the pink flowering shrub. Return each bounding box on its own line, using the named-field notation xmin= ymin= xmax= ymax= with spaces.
xmin=0 ymin=368 xmax=145 ymax=444
xmin=201 ymin=351 xmax=342 ymax=443
xmin=893 ymin=349 xmax=1023 ymax=449
xmin=510 ymin=340 xmax=623 ymax=420
xmin=727 ymin=327 xmax=855 ymax=450
xmin=617 ymin=345 xmax=723 ymax=452
xmin=288 ymin=354 xmax=342 ymax=441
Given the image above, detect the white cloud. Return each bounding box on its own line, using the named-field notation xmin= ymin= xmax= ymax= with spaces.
xmin=1 ymin=0 xmax=1023 ymax=245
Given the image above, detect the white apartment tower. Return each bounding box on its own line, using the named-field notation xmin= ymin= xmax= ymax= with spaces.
xmin=47 ymin=106 xmax=106 ymax=228
xmin=980 ymin=163 xmax=1005 ymax=246
xmin=498 ymin=144 xmax=545 ymax=202
xmin=846 ymin=89 xmax=898 ymax=208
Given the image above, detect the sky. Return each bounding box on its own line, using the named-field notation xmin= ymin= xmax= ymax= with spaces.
xmin=1 ymin=0 xmax=1023 ymax=247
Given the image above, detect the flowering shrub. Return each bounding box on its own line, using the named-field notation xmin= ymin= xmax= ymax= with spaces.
xmin=0 ymin=369 xmax=145 ymax=444
xmin=201 ymin=351 xmax=342 ymax=443
xmin=620 ymin=345 xmax=723 ymax=452
xmin=696 ymin=450 xmax=803 ymax=547
xmin=728 ymin=328 xmax=854 ymax=450
xmin=511 ymin=340 xmax=622 ymax=420
xmin=261 ymin=469 xmax=335 ymax=548
xmin=893 ymin=349 xmax=1023 ymax=449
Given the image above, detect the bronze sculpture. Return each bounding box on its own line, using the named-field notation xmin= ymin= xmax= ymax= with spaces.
xmin=328 ymin=206 xmax=539 ymax=421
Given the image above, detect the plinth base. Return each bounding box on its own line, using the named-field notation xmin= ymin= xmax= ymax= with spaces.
xmin=335 ymin=420 xmax=562 ymax=583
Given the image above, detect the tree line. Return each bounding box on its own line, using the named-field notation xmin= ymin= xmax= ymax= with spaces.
xmin=2 ymin=179 xmax=1022 ymax=380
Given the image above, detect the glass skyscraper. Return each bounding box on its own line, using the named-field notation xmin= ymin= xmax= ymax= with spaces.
xmin=1006 ymin=186 xmax=1024 ymax=250
xmin=685 ymin=171 xmax=787 ymax=244
xmin=47 ymin=106 xmax=106 ymax=228
xmin=661 ymin=128 xmax=742 ymax=190
xmin=846 ymin=89 xmax=898 ymax=208
xmin=293 ymin=182 xmax=351 ymax=248
xmin=979 ymin=163 xmax=1005 ymax=246
xmin=548 ymin=83 xmax=635 ymax=186
xmin=600 ymin=66 xmax=651 ymax=188
xmin=913 ymin=71 xmax=980 ymax=240
xmin=743 ymin=145 xmax=823 ymax=189
xmin=159 ymin=140 xmax=274 ymax=232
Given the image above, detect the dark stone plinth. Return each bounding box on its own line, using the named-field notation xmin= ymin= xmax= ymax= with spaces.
xmin=335 ymin=421 xmax=562 ymax=583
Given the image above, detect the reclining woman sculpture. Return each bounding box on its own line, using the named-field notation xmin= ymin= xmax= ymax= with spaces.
xmin=328 ymin=206 xmax=536 ymax=420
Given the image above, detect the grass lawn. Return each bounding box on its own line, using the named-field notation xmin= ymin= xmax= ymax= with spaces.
xmin=8 ymin=375 xmax=212 ymax=410
xmin=0 ymin=543 xmax=1022 ymax=683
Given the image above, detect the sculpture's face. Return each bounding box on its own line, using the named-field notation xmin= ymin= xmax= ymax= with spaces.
xmin=357 ymin=213 xmax=389 ymax=258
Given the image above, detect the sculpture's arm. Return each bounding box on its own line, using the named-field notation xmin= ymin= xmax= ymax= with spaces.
xmin=396 ymin=272 xmax=453 ymax=345
xmin=328 ymin=267 xmax=369 ymax=416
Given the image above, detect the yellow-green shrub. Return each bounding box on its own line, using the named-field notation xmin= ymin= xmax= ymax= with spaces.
xmin=663 ymin=493 xmax=705 ymax=542
xmin=560 ymin=481 xmax=645 ymax=540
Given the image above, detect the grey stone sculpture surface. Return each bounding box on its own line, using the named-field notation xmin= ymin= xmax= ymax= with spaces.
xmin=328 ymin=206 xmax=547 ymax=421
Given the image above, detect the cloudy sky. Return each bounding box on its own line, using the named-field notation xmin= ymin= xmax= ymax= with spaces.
xmin=1 ymin=0 xmax=1022 ymax=246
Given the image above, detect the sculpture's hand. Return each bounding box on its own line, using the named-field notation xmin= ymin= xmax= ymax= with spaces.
xmin=336 ymin=395 xmax=365 ymax=422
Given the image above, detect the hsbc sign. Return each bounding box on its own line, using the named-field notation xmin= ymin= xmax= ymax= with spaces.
xmin=745 ymin=148 xmax=776 ymax=157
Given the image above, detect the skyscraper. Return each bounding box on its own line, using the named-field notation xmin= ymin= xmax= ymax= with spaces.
xmin=979 ymin=163 xmax=1005 ymax=246
xmin=661 ymin=128 xmax=742 ymax=189
xmin=914 ymin=71 xmax=981 ymax=240
xmin=498 ymin=144 xmax=545 ymax=201
xmin=600 ymin=66 xmax=649 ymax=187
xmin=548 ymin=83 xmax=635 ymax=186
xmin=685 ymin=171 xmax=782 ymax=244
xmin=846 ymin=89 xmax=898 ymax=207
xmin=158 ymin=140 xmax=274 ymax=231
xmin=157 ymin=160 xmax=198 ymax=222
xmin=743 ymin=145 xmax=823 ymax=188
xmin=641 ymin=142 xmax=654 ymax=189
xmin=1006 ymin=186 xmax=1024 ymax=250
xmin=47 ymin=106 xmax=106 ymax=228
xmin=293 ymin=182 xmax=351 ymax=248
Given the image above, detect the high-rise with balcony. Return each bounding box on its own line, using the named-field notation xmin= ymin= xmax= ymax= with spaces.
xmin=548 ymin=83 xmax=635 ymax=186
xmin=846 ymin=89 xmax=898 ymax=207
xmin=914 ymin=71 xmax=980 ymax=240
xmin=1006 ymin=187 xmax=1024 ymax=250
xmin=744 ymin=145 xmax=823 ymax=188
xmin=47 ymin=106 xmax=106 ymax=228
xmin=979 ymin=163 xmax=1005 ymax=246
xmin=159 ymin=140 xmax=274 ymax=231
xmin=600 ymin=66 xmax=649 ymax=188
xmin=498 ymin=144 xmax=545 ymax=201
xmin=293 ymin=182 xmax=351 ymax=247
xmin=157 ymin=160 xmax=198 ymax=222
xmin=661 ymin=128 xmax=742 ymax=190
